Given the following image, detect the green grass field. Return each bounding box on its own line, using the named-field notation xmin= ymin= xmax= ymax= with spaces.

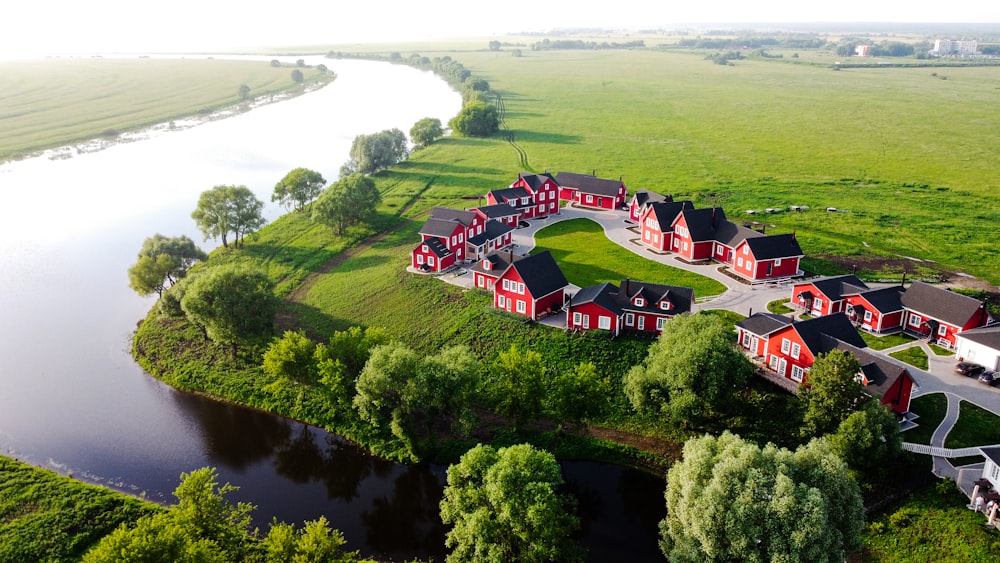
xmin=531 ymin=218 xmax=726 ymax=296
xmin=0 ymin=57 xmax=330 ymax=161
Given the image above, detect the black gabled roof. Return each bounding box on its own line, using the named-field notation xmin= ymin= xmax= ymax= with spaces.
xmin=715 ymin=221 xmax=763 ymax=248
xmin=955 ymin=325 xmax=1000 ymax=350
xmin=744 ymin=233 xmax=804 ymax=260
xmin=488 ymin=187 xmax=532 ymax=205
xmin=616 ymin=279 xmax=694 ymax=315
xmin=809 ymin=275 xmax=870 ymax=301
xmin=508 ymin=250 xmax=569 ymax=298
xmin=648 ymin=201 xmax=692 ymax=228
xmin=468 ymin=221 xmax=515 ymax=246
xmin=633 ymin=190 xmax=670 ymax=207
xmin=736 ymin=312 xmax=793 ymax=336
xmin=429 ymin=206 xmax=478 ymax=227
xmin=416 ymin=238 xmax=452 ymax=258
xmin=982 ymin=446 xmax=1000 ymax=466
xmin=833 ymin=340 xmax=914 ymax=398
xmin=571 ymin=282 xmax=623 ymax=316
xmin=793 ymin=313 xmax=868 ymax=355
xmin=901 ymin=281 xmax=988 ymax=327
xmin=471 ymin=250 xmax=524 ymax=276
xmin=515 ymin=172 xmax=557 ymax=191
xmin=677 ymin=207 xmax=728 ymax=242
xmin=475 ymin=202 xmax=519 ymax=219
xmin=856 ymin=286 xmax=905 ymax=313
xmin=419 ymin=217 xmax=462 ymax=237
xmin=556 ymin=172 xmax=624 ymax=196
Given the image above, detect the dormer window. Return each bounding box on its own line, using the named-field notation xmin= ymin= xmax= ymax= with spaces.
xmin=634 ymin=297 xmax=645 ymax=307
xmin=660 ymin=301 xmax=671 ymax=310
xmin=484 ymin=260 xmax=491 ymax=270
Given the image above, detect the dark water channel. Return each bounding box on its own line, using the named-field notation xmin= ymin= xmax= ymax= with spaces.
xmin=0 ymin=56 xmax=665 ymax=561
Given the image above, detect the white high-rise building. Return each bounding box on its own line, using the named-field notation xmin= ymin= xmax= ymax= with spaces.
xmin=933 ymin=39 xmax=979 ymax=56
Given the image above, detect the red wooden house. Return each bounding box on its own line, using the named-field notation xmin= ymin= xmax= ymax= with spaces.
xmin=566 ymin=279 xmax=694 ymax=335
xmin=493 ymin=250 xmax=569 ymax=320
xmin=670 ymin=207 xmax=728 ymax=262
xmin=792 ymin=275 xmax=871 ymax=317
xmin=411 ymin=238 xmax=455 ymax=273
xmin=411 ymin=207 xmax=485 ymax=271
xmin=843 ymin=286 xmax=905 ymax=335
xmin=628 ymin=190 xmax=671 ymax=223
xmin=835 ymin=341 xmax=916 ymax=415
xmin=466 ymin=221 xmax=515 ymax=261
xmin=470 ymin=251 xmax=523 ymax=291
xmin=735 ymin=312 xmax=793 ymax=358
xmin=639 ymin=201 xmax=691 ymax=252
xmin=900 ymin=281 xmax=991 ymax=348
xmin=486 ymin=172 xmax=560 ymax=220
xmin=474 ymin=203 xmax=520 ymax=227
xmin=729 ymin=234 xmax=804 ymax=282
xmin=555 ymin=171 xmax=627 ymax=210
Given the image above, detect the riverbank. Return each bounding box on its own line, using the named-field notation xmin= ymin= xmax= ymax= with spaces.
xmin=0 ymin=56 xmax=335 ymax=163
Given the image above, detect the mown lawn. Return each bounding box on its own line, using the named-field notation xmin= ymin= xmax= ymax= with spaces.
xmin=890 ymin=346 xmax=929 ymax=370
xmin=530 ymin=218 xmax=726 ymax=297
xmin=903 ymin=393 xmax=947 ymax=446
xmin=945 ymin=401 xmax=1000 ymax=450
xmin=863 ymin=331 xmax=916 ymax=350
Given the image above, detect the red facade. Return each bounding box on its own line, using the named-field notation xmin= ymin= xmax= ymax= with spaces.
xmin=639 ymin=205 xmax=672 ymax=252
xmin=494 ymin=267 xmax=565 ymax=320
xmin=732 ymin=240 xmax=801 ymax=281
xmin=844 ymin=294 xmax=902 ymax=334
xmin=411 ymin=241 xmax=454 ymax=272
xmin=508 ymin=175 xmax=561 ymax=219
xmin=878 ymin=372 xmax=914 ymax=415
xmin=764 ymin=326 xmax=816 ymax=384
xmin=567 ymin=302 xmax=620 ymax=334
xmin=670 ymin=214 xmax=713 ymax=261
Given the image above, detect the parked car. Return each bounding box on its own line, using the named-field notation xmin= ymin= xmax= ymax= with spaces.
xmin=956 ymin=361 xmax=986 ymax=377
xmin=979 ymin=371 xmax=998 ymax=386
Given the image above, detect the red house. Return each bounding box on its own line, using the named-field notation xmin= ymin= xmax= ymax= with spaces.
xmin=628 ymin=190 xmax=671 ymax=223
xmin=466 ymin=221 xmax=515 ymax=261
xmin=835 ymin=341 xmax=916 ymax=415
xmin=556 ymin=171 xmax=627 ymax=210
xmin=493 ymin=250 xmax=569 ymax=320
xmin=729 ymin=234 xmax=803 ymax=282
xmin=411 ymin=238 xmax=455 ymax=273
xmin=470 ymin=251 xmax=523 ymax=291
xmin=474 ymin=203 xmax=520 ymax=227
xmin=411 ymin=207 xmax=485 ymax=271
xmin=900 ymin=281 xmax=991 ymax=348
xmin=566 ymin=279 xmax=694 ymax=335
xmin=735 ymin=312 xmax=793 ymax=358
xmin=670 ymin=207 xmax=728 ymax=261
xmin=843 ymin=286 xmax=905 ymax=335
xmin=487 ymin=172 xmax=561 ymax=220
xmin=792 ymin=275 xmax=871 ymax=317
xmin=639 ymin=201 xmax=691 ymax=252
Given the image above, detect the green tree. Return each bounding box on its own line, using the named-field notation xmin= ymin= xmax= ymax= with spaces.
xmin=314 ymin=326 xmax=390 ymax=408
xmin=263 ymin=330 xmax=317 ymax=381
xmin=191 ymin=185 xmax=266 ymax=249
xmin=449 ymin=102 xmax=499 ymax=137
xmin=799 ymin=349 xmax=865 ymax=439
xmin=409 ymin=117 xmax=444 ymax=149
xmin=128 ymin=234 xmax=208 ymax=298
xmin=270 ymin=59 xmax=281 ymax=67
xmin=180 ymin=266 xmax=278 ymax=351
xmin=353 ymin=343 xmax=480 ymax=458
xmin=661 ymin=432 xmax=863 ymax=563
xmin=545 ymin=361 xmax=609 ymax=429
xmin=295 ymin=59 xmax=306 ymax=67
xmin=311 ymin=173 xmax=382 ymax=235
xmin=272 ymin=167 xmax=326 ymax=212
xmin=440 ymin=444 xmax=582 ymax=563
xmin=623 ymin=313 xmax=753 ymax=425
xmin=261 ymin=517 xmax=357 ymax=563
xmin=488 ymin=40 xmax=501 ymax=51
xmin=484 ymin=345 xmax=546 ymax=431
xmin=291 ymin=69 xmax=304 ymax=83
xmin=830 ymin=399 xmax=903 ymax=477
xmin=340 ymin=128 xmax=409 ymax=176
xmin=239 ymin=84 xmax=251 ymax=100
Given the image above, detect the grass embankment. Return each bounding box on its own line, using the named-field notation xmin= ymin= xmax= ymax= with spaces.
xmin=0 ymin=57 xmax=331 ymax=162
xmin=0 ymin=455 xmax=161 ymax=562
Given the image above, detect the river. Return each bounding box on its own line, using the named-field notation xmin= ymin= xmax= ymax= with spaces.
xmin=0 ymin=56 xmax=665 ymax=561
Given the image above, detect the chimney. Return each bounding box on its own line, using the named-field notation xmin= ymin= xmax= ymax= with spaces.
xmin=762 ymin=224 xmax=766 ymax=234
xmin=748 ymin=307 xmax=753 ymax=317
xmin=901 ymin=271 xmax=906 ymax=287
xmin=592 ymin=169 xmax=596 ymax=176
xmin=791 ymin=229 xmax=796 ymax=240
xmin=624 ymin=278 xmax=630 ymax=297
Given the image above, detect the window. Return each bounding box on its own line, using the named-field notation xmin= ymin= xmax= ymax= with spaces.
xmin=775 ymin=258 xmax=782 ymax=266
xmin=938 ymin=324 xmax=948 ymax=336
xmin=790 ymin=343 xmax=801 ymax=359
xmin=582 ymin=314 xmax=590 ymax=329
xmin=653 ymin=233 xmax=659 ymax=243
xmin=864 ymin=310 xmax=873 ymax=322
xmin=421 ymin=245 xmax=428 ymax=252
xmin=717 ymin=244 xmax=724 ymax=256
xmin=538 ymin=204 xmax=544 ymax=213
xmin=498 ymin=295 xmax=505 ymax=308
xmin=625 ymin=313 xmax=634 ymax=326
xmin=743 ymin=245 xmax=750 ymax=255
xmin=502 ymin=279 xmax=510 ymax=291
xmin=769 ymin=355 xmax=780 ymax=370
xmin=476 ymin=274 xmax=484 ymax=287
xmin=742 ymin=332 xmax=751 ymax=347
xmin=813 ymin=298 xmax=823 ymax=310
xmin=737 ymin=257 xmax=744 ymax=268
xmin=683 ymin=242 xmax=689 ymax=251
xmin=516 ymin=300 xmax=526 ymax=314
xmin=673 ymin=239 xmax=680 ymax=249
xmin=656 ymin=317 xmax=667 ymax=331
xmin=478 ymin=225 xmax=483 ymax=234
xmin=586 ymin=195 xmax=593 ymax=203
xmin=909 ymin=313 xmax=922 ymax=328
xmin=522 ymin=197 xmax=529 ymax=205
xmin=451 ymin=235 xmax=457 ymax=246
xmin=549 ymin=202 xmax=556 ymax=210
xmin=643 ymin=230 xmax=650 ymax=241
xmin=634 ymin=297 xmax=645 ymax=307
xmin=637 ymin=316 xmax=645 ymax=330
xmin=428 ymin=256 xmax=435 ymax=266
xmin=573 ymin=312 xmax=582 ymax=326
xmin=459 ymin=233 xmax=464 ymax=243
xmin=487 ymin=280 xmax=494 ymax=290
xmin=791 ymin=365 xmax=805 ymax=382
xmin=781 ymin=338 xmax=791 ymax=354
xmin=417 ymin=255 xmax=424 ymax=265
xmin=598 ymin=316 xmax=611 ymax=330
xmin=518 ymin=283 xmax=525 ymax=295
xmin=660 ymin=301 xmax=670 ymax=310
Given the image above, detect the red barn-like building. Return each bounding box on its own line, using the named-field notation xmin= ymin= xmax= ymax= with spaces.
xmin=493 ymin=250 xmax=568 ymax=320
xmin=566 ymin=279 xmax=694 ymax=336
xmin=556 ymin=171 xmax=627 ymax=210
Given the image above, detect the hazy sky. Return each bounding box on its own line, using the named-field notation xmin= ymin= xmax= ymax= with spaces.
xmin=5 ymin=1 xmax=999 ymax=56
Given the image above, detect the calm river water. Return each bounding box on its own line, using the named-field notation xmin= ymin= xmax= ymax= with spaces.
xmin=0 ymin=56 xmax=665 ymax=560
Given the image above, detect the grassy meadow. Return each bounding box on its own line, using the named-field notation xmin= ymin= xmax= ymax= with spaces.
xmin=0 ymin=57 xmax=330 ymax=161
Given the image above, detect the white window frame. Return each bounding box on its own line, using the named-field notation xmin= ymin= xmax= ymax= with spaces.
xmin=864 ymin=310 xmax=873 ymax=322
xmin=656 ymin=317 xmax=667 ymax=331
xmin=573 ymin=312 xmax=582 ymax=326
xmin=775 ymin=258 xmax=782 ymax=266
xmin=938 ymin=324 xmax=948 ymax=336
xmin=637 ymin=316 xmax=645 ymax=330
xmin=635 ymin=297 xmax=645 ymax=307
xmin=743 ymin=245 xmax=750 ymax=255
xmin=791 ymin=365 xmax=805 ymax=383
xmin=909 ymin=313 xmax=923 ymax=328
xmin=781 ymin=338 xmax=791 ymax=354
xmin=625 ymin=313 xmax=634 ymax=326
xmin=742 ymin=332 xmax=751 ymax=347
xmin=518 ymin=283 xmax=525 ymax=295
xmin=737 ymin=257 xmax=744 ymax=268
xmin=476 ymin=274 xmax=484 ymax=287
xmin=769 ymin=354 xmax=780 ymax=370
xmin=582 ymin=314 xmax=590 ymax=329
xmin=516 ymin=300 xmax=526 ymax=314
xmin=790 ymin=343 xmax=801 ymax=359
xmin=683 ymin=242 xmax=689 ymax=251
xmin=498 ymin=295 xmax=506 ymax=308
xmin=598 ymin=316 xmax=611 ymax=330
xmin=417 ymin=255 xmax=425 ymax=265
xmin=586 ymin=194 xmax=594 ymax=203
xmin=643 ymin=230 xmax=650 ymax=241
xmin=502 ymin=279 xmax=511 ymax=291
xmin=660 ymin=301 xmax=670 ymax=310
xmin=428 ymin=256 xmax=435 ymax=266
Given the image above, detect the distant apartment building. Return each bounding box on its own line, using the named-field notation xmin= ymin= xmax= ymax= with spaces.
xmin=854 ymin=45 xmax=870 ymax=57
xmin=932 ymin=39 xmax=978 ymax=56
